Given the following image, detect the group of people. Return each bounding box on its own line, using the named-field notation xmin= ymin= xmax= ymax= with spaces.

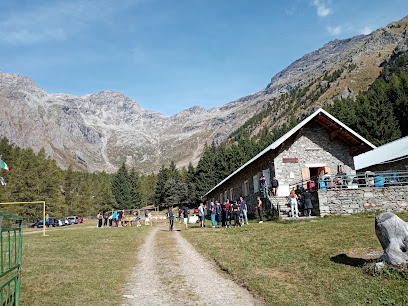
xmin=167 ymin=196 xmax=265 ymax=231
xmin=260 ymin=175 xmax=279 ymax=196
xmin=168 ymin=205 xmax=189 ymax=231
xmin=288 ymin=188 xmax=313 ymax=218
xmin=207 ymin=196 xmax=251 ymax=228
xmin=96 ymin=209 xmax=150 ymax=228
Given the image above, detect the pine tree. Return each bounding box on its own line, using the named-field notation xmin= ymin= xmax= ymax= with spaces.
xmin=357 ymin=80 xmax=401 ymax=145
xmin=168 ymin=161 xmax=180 ymax=182
xmin=154 ymin=165 xmax=169 ymax=206
xmin=185 ymin=162 xmax=197 ymax=204
xmin=63 ymin=166 xmax=76 ymax=215
xmin=389 ymin=73 xmax=408 ymax=136
xmin=214 ymin=143 xmax=230 ymax=182
xmin=195 ymin=142 xmax=216 ymax=197
xmin=164 ymin=178 xmax=187 ymax=207
xmin=73 ymin=178 xmax=92 ymax=216
xmin=111 ymin=162 xmax=132 ymax=209
xmin=140 ymin=173 xmax=157 ymax=206
xmin=91 ymin=172 xmax=117 ymax=214
xmin=129 ymin=168 xmax=142 ymax=208
xmin=35 ymin=148 xmax=65 ymax=216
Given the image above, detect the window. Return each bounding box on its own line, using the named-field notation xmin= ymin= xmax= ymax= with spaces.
xmin=224 ymin=190 xmax=228 ymax=202
xmin=253 ymin=175 xmax=259 ymax=192
xmin=229 ymin=188 xmax=233 ymax=201
xmin=243 ymin=180 xmax=249 ymax=196
xmin=262 ymin=169 xmax=270 ymax=188
xmin=219 ymin=193 xmax=223 ymax=203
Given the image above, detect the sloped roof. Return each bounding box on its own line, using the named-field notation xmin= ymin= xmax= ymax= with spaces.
xmin=354 ymin=136 xmax=408 ymax=170
xmin=203 ymin=108 xmax=376 ymax=197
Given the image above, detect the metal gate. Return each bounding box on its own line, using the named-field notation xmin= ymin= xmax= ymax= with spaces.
xmin=0 ymin=212 xmax=22 ymax=305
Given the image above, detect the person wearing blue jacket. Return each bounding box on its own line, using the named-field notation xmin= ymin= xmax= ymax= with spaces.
xmin=112 ymin=210 xmax=118 ymax=227
xmin=210 ymin=202 xmax=216 ymax=228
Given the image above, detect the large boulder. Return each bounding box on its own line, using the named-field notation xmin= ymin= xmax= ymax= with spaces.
xmin=375 ymin=212 xmax=408 ymax=266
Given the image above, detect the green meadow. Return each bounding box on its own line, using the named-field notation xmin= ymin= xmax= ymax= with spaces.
xmin=181 ymin=213 xmax=408 ymax=305
xmin=20 ymin=222 xmax=149 ymax=305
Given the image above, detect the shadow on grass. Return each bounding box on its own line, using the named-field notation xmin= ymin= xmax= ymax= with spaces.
xmin=330 ymin=253 xmax=376 ymax=267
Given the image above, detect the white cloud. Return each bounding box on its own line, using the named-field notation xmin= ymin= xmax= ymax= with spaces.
xmin=327 ymin=26 xmax=342 ymax=35
xmin=312 ymin=0 xmax=332 ymax=17
xmin=360 ymin=26 xmax=373 ymax=35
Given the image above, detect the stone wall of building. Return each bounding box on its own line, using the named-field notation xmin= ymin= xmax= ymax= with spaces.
xmin=274 ymin=123 xmax=355 ymax=194
xmin=317 ymin=186 xmax=408 ymax=216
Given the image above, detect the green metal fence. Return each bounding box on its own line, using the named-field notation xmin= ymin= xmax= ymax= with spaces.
xmin=0 ymin=212 xmax=22 ymax=306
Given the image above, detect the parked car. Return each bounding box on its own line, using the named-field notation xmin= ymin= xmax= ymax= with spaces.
xmin=30 ymin=217 xmax=58 ymax=228
xmin=56 ymin=219 xmax=65 ymax=226
xmin=65 ymin=218 xmax=72 ymax=225
xmin=48 ymin=217 xmax=57 ymax=227
xmin=66 ymin=216 xmax=79 ymax=224
xmin=30 ymin=220 xmax=44 ymax=228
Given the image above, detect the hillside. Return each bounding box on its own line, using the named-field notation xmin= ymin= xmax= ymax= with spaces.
xmin=231 ymin=16 xmax=408 ymax=140
xmin=0 ymin=16 xmax=407 ymax=174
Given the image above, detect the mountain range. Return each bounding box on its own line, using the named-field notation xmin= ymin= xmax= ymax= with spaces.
xmin=0 ymin=16 xmax=407 ymax=174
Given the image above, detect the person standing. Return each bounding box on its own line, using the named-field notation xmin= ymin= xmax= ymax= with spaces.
xmin=183 ymin=205 xmax=189 ymax=230
xmin=271 ymin=176 xmax=279 ymax=196
xmin=216 ymin=201 xmax=222 ymax=227
xmin=232 ymin=201 xmax=240 ymax=227
xmin=136 ymin=209 xmax=141 ymax=227
xmin=97 ymin=212 xmax=103 ymax=228
xmin=113 ymin=210 xmax=118 ymax=227
xmin=303 ymin=189 xmax=313 ymax=217
xmin=289 ymin=189 xmax=299 ymax=218
xmin=118 ymin=210 xmax=124 ymax=226
xmin=144 ymin=209 xmax=149 ymax=225
xmin=45 ymin=213 xmax=50 ymax=229
xmin=259 ymin=175 xmax=266 ymax=196
xmin=240 ymin=196 xmax=248 ymax=225
xmin=168 ymin=207 xmax=174 ymax=231
xmin=257 ymin=196 xmax=263 ymax=223
xmin=148 ymin=210 xmax=153 ymax=226
xmin=103 ymin=212 xmax=108 ymax=227
xmin=210 ymin=202 xmax=216 ymax=228
xmin=224 ymin=199 xmax=232 ymax=228
xmin=178 ymin=207 xmax=182 ymax=223
xmin=198 ymin=203 xmax=205 ymax=228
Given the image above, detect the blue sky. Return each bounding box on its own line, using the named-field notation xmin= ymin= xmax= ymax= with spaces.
xmin=0 ymin=0 xmax=407 ymax=116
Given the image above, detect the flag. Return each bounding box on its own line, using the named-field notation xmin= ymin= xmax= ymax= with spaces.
xmin=1 ymin=160 xmax=9 ymax=172
xmin=0 ymin=177 xmax=5 ymax=186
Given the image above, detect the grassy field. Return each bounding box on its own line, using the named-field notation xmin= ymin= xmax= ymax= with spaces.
xmin=181 ymin=213 xmax=408 ymax=305
xmin=20 ymin=221 xmax=150 ymax=305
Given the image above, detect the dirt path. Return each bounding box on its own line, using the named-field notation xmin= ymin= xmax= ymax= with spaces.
xmin=122 ymin=225 xmax=262 ymax=305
